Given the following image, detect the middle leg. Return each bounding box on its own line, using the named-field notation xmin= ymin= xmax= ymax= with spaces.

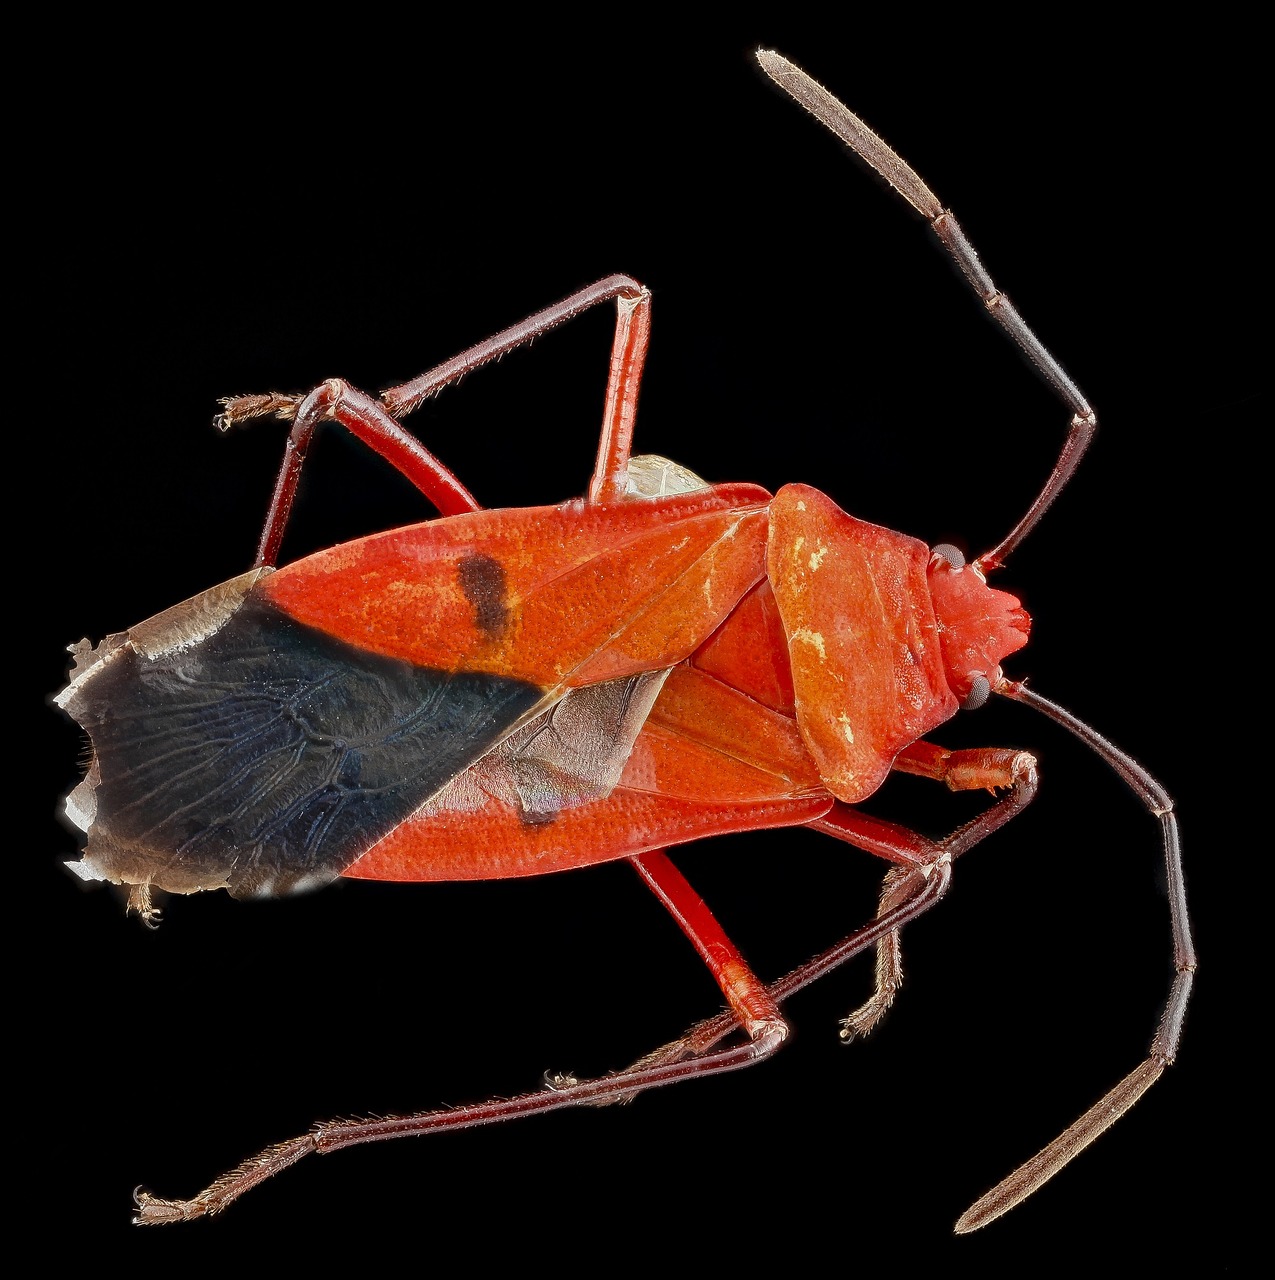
xmin=216 ymin=275 xmax=653 ymax=565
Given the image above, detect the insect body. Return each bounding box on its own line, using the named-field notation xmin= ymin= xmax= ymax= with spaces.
xmin=58 ymin=52 xmax=1193 ymax=1229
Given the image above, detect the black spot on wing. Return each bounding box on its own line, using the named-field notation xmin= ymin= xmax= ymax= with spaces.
xmin=71 ymin=595 xmax=543 ymax=897
xmin=457 ymin=553 xmax=510 ymax=638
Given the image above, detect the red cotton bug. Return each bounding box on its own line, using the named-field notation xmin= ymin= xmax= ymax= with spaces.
xmin=56 ymin=52 xmax=1193 ymax=1232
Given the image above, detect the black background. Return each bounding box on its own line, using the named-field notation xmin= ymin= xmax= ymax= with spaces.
xmin=33 ymin=16 xmax=1253 ymax=1271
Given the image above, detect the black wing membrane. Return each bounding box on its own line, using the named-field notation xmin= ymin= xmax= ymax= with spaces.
xmin=61 ymin=588 xmax=544 ymax=899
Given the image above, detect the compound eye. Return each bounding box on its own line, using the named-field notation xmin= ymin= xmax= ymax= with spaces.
xmin=962 ymin=673 xmax=991 ymax=711
xmin=931 ymin=543 xmax=965 ymax=570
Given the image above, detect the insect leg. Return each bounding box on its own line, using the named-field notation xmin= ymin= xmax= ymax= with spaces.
xmin=252 ymin=379 xmax=483 ymax=565
xmin=629 ymin=848 xmax=787 ymax=1042
xmin=835 ymin=867 xmax=909 ymax=1040
xmin=386 ymin=273 xmax=653 ymax=502
xmin=587 ymin=285 xmax=651 ymax=503
xmin=379 ymin=274 xmax=648 ymax=422
xmin=756 ymin=51 xmax=1096 ymax=570
xmin=217 ymin=275 xmax=651 ymax=564
xmin=133 ymin=852 xmax=940 ymax=1226
xmin=608 ymin=847 xmax=955 ymax=1089
xmin=810 ymin=747 xmax=1038 ymax=1038
xmin=604 ymin=748 xmax=1037 ymax=1087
